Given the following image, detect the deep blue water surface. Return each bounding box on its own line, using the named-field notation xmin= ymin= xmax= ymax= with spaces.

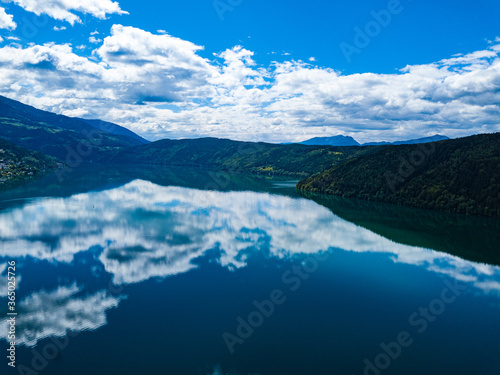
xmin=1 ymin=166 xmax=499 ymax=375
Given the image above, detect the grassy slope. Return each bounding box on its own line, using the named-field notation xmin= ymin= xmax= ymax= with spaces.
xmin=0 ymin=95 xmax=144 ymax=161
xmin=110 ymin=137 xmax=380 ymax=177
xmin=297 ymin=133 xmax=500 ymax=218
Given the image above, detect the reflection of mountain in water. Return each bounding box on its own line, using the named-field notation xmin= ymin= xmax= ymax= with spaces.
xmin=300 ymin=192 xmax=500 ymax=266
xmin=0 ymin=164 xmax=299 ymax=214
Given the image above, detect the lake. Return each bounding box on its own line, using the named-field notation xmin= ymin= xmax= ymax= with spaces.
xmin=1 ymin=165 xmax=499 ymax=375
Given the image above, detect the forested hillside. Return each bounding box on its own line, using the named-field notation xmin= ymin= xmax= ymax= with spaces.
xmin=297 ymin=133 xmax=500 ymax=218
xmin=0 ymin=95 xmax=145 ymax=160
xmin=110 ymin=137 xmax=379 ymax=177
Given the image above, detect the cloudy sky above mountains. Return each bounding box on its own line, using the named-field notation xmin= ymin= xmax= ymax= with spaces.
xmin=0 ymin=0 xmax=499 ymax=143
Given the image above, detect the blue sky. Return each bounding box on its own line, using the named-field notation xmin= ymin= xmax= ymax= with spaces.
xmin=0 ymin=0 xmax=499 ymax=142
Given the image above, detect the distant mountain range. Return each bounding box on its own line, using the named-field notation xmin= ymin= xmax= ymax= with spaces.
xmin=300 ymin=134 xmax=450 ymax=147
xmin=0 ymin=95 xmax=372 ymax=176
xmin=0 ymin=95 xmax=498 ymax=218
xmin=363 ymin=134 xmax=450 ymax=146
xmin=110 ymin=137 xmax=371 ymax=177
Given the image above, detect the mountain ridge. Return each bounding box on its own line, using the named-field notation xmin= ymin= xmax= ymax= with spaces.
xmin=299 ymin=134 xmax=450 ymax=147
xmin=109 ymin=137 xmax=379 ymax=177
xmin=81 ymin=118 xmax=149 ymax=145
xmin=0 ymin=95 xmax=146 ymax=160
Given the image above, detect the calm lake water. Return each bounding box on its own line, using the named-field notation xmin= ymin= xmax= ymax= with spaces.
xmin=1 ymin=165 xmax=499 ymax=375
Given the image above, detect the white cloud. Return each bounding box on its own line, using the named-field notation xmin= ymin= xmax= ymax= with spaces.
xmin=53 ymin=25 xmax=67 ymax=31
xmin=8 ymin=0 xmax=128 ymax=25
xmin=308 ymin=57 xmax=316 ymax=62
xmin=0 ymin=284 xmax=123 ymax=347
xmin=93 ymin=24 xmax=217 ymax=104
xmin=0 ymin=6 xmax=16 ymax=30
xmin=212 ymin=45 xmax=267 ymax=89
xmin=90 ymin=30 xmax=99 ymax=35
xmin=0 ymin=24 xmax=499 ymax=142
xmin=88 ymin=36 xmax=101 ymax=43
xmin=157 ymin=29 xmax=166 ymax=34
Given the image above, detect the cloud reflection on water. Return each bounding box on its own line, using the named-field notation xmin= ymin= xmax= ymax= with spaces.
xmin=0 ymin=179 xmax=499 ymax=290
xmin=0 ymin=284 xmax=123 ymax=347
xmin=1 ymin=179 xmax=500 ymax=346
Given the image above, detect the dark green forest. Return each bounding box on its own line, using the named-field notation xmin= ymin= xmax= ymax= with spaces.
xmin=297 ymin=133 xmax=500 ymax=218
xmin=0 ymin=95 xmax=144 ymax=160
xmin=110 ymin=137 xmax=380 ymax=177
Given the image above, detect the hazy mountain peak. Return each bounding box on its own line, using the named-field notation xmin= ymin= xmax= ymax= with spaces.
xmin=300 ymin=135 xmax=360 ymax=147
